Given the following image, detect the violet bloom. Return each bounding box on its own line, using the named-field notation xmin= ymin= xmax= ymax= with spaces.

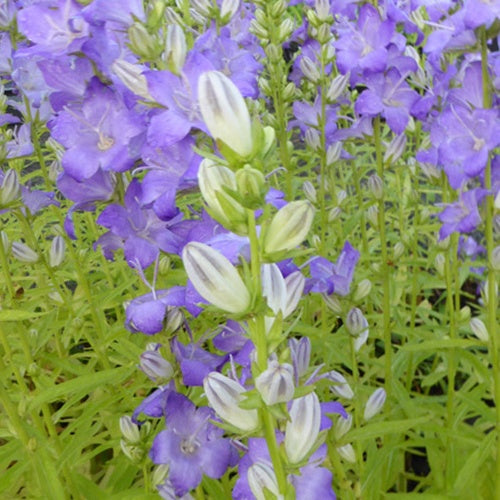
xmin=150 ymin=392 xmax=236 ymax=497
xmin=145 ymin=52 xmax=214 ymax=148
xmin=431 ymin=106 xmax=500 ymax=189
xmin=171 ymin=338 xmax=228 ymax=387
xmin=334 ymin=4 xmax=396 ymax=80
xmin=17 ymin=0 xmax=89 ymax=55
xmin=291 ymin=96 xmax=338 ymax=143
xmin=355 ymin=68 xmax=420 ymax=134
xmin=193 ymin=27 xmax=262 ymax=98
xmin=437 ymin=189 xmax=487 ymax=240
xmin=96 ymin=179 xmax=186 ymax=268
xmin=49 ymin=77 xmax=145 ymax=181
xmin=307 ymin=241 xmax=360 ymax=295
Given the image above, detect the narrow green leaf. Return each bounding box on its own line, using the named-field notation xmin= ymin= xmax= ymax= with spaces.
xmin=0 ymin=309 xmax=46 ymax=321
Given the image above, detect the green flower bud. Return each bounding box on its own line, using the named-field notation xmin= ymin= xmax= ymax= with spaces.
xmin=235 ymin=166 xmax=266 ymax=207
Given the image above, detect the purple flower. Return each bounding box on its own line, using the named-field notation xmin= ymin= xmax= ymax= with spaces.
xmin=354 ymin=68 xmax=420 ymax=134
xmin=96 ymin=179 xmax=188 ymax=268
xmin=49 ymin=77 xmax=145 ymax=181
xmin=307 ymin=241 xmax=360 ymax=295
xmin=132 ymin=384 xmax=173 ymax=423
xmin=438 ymin=188 xmax=488 ymax=240
xmin=82 ymin=0 xmax=145 ymax=26
xmin=150 ymin=392 xmax=236 ymax=496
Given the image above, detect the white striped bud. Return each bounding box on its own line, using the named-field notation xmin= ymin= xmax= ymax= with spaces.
xmin=285 ymin=392 xmax=321 ymax=463
xmin=470 ymin=317 xmax=488 ymax=342
xmin=182 ymin=242 xmax=250 ymax=314
xmin=300 ymin=56 xmax=321 ymax=83
xmin=289 ymin=337 xmax=310 ymax=379
xmin=326 ymin=370 xmax=354 ymax=399
xmin=220 ymin=0 xmax=240 ymax=21
xmin=283 ymin=271 xmax=305 ymax=317
xmin=164 ymin=24 xmax=186 ymax=75
xmin=364 ymin=388 xmax=386 ymax=420
xmin=353 ymin=279 xmax=372 ymax=302
xmin=203 ymin=372 xmax=259 ymax=431
xmin=140 ymin=350 xmax=173 ymax=381
xmin=49 ymin=235 xmax=66 ymax=267
xmin=334 ymin=414 xmax=352 ymax=440
xmin=255 ymin=359 xmax=295 ymax=405
xmin=12 ymin=241 xmax=38 ymax=263
xmin=345 ymin=307 xmax=368 ymax=337
xmin=384 ymin=134 xmax=407 ymax=164
xmin=337 ymin=443 xmax=356 ymax=463
xmin=327 ymin=73 xmax=349 ymax=102
xmin=303 ymin=180 xmax=317 ymax=203
xmin=247 ymin=461 xmax=281 ymax=500
xmin=263 ymin=201 xmax=314 ymax=254
xmin=198 ymin=71 xmax=253 ymax=157
xmin=120 ymin=415 xmax=141 ymax=444
xmin=1 ymin=169 xmax=21 ymax=205
xmin=111 ymin=59 xmax=152 ymax=100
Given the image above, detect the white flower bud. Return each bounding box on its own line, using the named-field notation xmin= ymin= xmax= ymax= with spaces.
xmin=470 ymin=317 xmax=489 ymax=342
xmin=164 ymin=307 xmax=183 ymax=335
xmin=12 ymin=241 xmax=38 ymax=263
xmin=197 ymin=159 xmax=246 ymax=231
xmin=326 ymin=142 xmax=342 ymax=165
xmin=182 ymin=242 xmax=250 ymax=314
xmin=164 ymin=24 xmax=186 ymax=74
xmin=262 ymin=263 xmax=287 ymax=315
xmin=337 ymin=443 xmax=356 ymax=463
xmin=364 ymin=387 xmax=386 ymax=420
xmin=111 ymin=59 xmax=152 ymax=100
xmin=353 ymin=279 xmax=372 ymax=302
xmin=119 ymin=416 xmax=141 ymax=443
xmin=305 ymin=128 xmax=320 ymax=150
xmin=334 ymin=414 xmax=352 ymax=440
xmin=492 ymin=246 xmax=500 ymax=271
xmin=49 ymin=235 xmax=66 ymax=267
xmin=322 ymin=292 xmax=342 ymax=314
xmin=1 ymin=169 xmax=21 ymax=205
xmin=278 ymin=18 xmax=294 ymax=41
xmin=152 ymin=464 xmax=169 ymax=487
xmin=327 ymin=73 xmax=349 ymax=102
xmin=1 ymin=231 xmax=10 ymax=253
xmin=198 ymin=71 xmax=253 ymax=157
xmin=315 ymin=0 xmax=330 ymax=21
xmin=434 ymin=253 xmax=445 ymax=276
xmin=327 ymin=370 xmax=354 ymax=399
xmin=285 ymin=392 xmax=321 ymax=463
xmin=345 ymin=307 xmax=368 ymax=337
xmin=283 ymin=271 xmax=305 ymax=317
xmin=120 ymin=440 xmax=144 ymax=462
xmin=367 ymin=205 xmax=379 ymax=227
xmin=303 ymin=180 xmax=317 ymax=204
xmin=247 ymin=461 xmax=282 ymax=500
xmin=203 ymin=372 xmax=259 ymax=431
xmin=368 ymin=174 xmax=383 ymax=200
xmin=300 ymin=56 xmax=321 ymax=83
xmin=140 ymin=350 xmax=174 ymax=381
xmin=384 ymin=134 xmax=407 ymax=164
xmin=328 ymin=206 xmax=342 ymax=222
xmin=220 ymin=0 xmax=240 ymax=21
xmin=337 ymin=189 xmax=348 ymax=205
xmin=264 ymin=201 xmax=314 ymax=254
xmin=289 ymin=337 xmax=310 ymax=379
xmin=255 ymin=359 xmax=295 ymax=405
xmin=393 ymin=241 xmax=405 ymax=260
xmin=191 ymin=0 xmax=211 ymax=16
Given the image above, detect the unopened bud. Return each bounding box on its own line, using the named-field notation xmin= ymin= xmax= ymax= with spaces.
xmin=261 ymin=263 xmax=286 ymax=316
xmin=284 ymin=271 xmax=305 ymax=317
xmin=364 ymin=387 xmax=386 ymax=420
xmin=120 ymin=440 xmax=144 ymax=462
xmin=289 ymin=337 xmax=311 ymax=379
xmin=111 ymin=59 xmax=152 ymax=100
xmin=271 ymin=0 xmax=286 ymax=18
xmin=285 ymin=392 xmax=321 ymax=463
xmin=327 ymin=370 xmax=354 ymax=399
xmin=12 ymin=241 xmax=38 ymax=263
xmin=49 ymin=235 xmax=66 ymax=267
xmin=303 ymin=181 xmax=317 ymax=204
xmin=368 ymin=174 xmax=383 ymax=200
xmin=235 ymin=166 xmax=266 ymax=207
xmin=322 ymin=292 xmax=342 ymax=314
xmin=326 ymin=142 xmax=342 ymax=165
xmin=367 ymin=205 xmax=378 ymax=227
xmin=327 ymin=73 xmax=349 ymax=102
xmin=434 ymin=253 xmax=445 ymax=276
xmin=204 ymin=372 xmax=259 ymax=431
xmin=198 ymin=71 xmax=253 ymax=157
xmin=393 ymin=241 xmax=404 ymax=260
xmin=120 ymin=415 xmax=141 ymax=443
xmin=334 ymin=413 xmax=352 ymax=440
xmin=191 ymin=0 xmax=211 ymax=16
xmin=128 ymin=23 xmax=158 ymax=59
xmin=300 ymin=56 xmax=321 ymax=83
xmin=164 ymin=24 xmax=186 ymax=74
xmin=248 ymin=461 xmax=280 ymax=500
xmin=492 ymin=246 xmax=500 ymax=271
xmin=1 ymin=169 xmax=21 ymax=205
xmin=384 ymin=134 xmax=407 ymax=164
xmin=353 ymin=279 xmax=372 ymax=302
xmin=283 ymin=81 xmax=296 ymax=101
xmin=264 ymin=201 xmax=314 ymax=254
xmin=470 ymin=317 xmax=488 ymax=342
xmin=182 ymin=242 xmax=250 ymax=314
xmin=278 ymin=18 xmax=294 ymax=41
xmin=337 ymin=443 xmax=356 ymax=463
xmin=152 ymin=464 xmax=169 ymax=487
xmin=315 ymin=0 xmax=330 ymax=21
xmin=255 ymin=359 xmax=295 ymax=405
xmin=345 ymin=307 xmax=368 ymax=337
xmin=1 ymin=231 xmax=9 ymax=253
xmin=459 ymin=305 xmax=471 ymax=322
xmin=140 ymin=349 xmax=174 ymax=381
xmin=164 ymin=307 xmax=183 ymax=334
xmin=328 ymin=206 xmax=342 ymax=222
xmin=220 ymin=0 xmax=240 ymax=22
xmin=305 ymin=128 xmax=320 ymax=150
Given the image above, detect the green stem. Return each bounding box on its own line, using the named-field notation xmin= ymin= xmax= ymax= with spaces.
xmin=480 ymin=27 xmax=500 ymax=500
xmin=350 ymin=338 xmax=364 ymax=479
xmin=374 ymin=117 xmax=392 ymax=398
xmin=0 ymin=230 xmax=15 ymax=299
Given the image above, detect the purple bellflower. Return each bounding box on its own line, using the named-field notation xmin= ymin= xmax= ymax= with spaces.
xmin=49 ymin=78 xmax=145 ymax=181
xmin=150 ymin=392 xmax=237 ymax=497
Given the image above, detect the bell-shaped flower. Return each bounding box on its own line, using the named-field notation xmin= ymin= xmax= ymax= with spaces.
xmin=203 ymin=372 xmax=259 ymax=432
xmin=255 ymin=359 xmax=295 ymax=405
xmin=364 ymin=388 xmax=386 ymax=420
xmin=285 ymin=392 xmax=321 ymax=464
xmin=182 ymin=242 xmax=250 ymax=314
xmin=263 ymin=201 xmax=314 ymax=254
xmin=198 ymin=70 xmax=253 ymax=157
